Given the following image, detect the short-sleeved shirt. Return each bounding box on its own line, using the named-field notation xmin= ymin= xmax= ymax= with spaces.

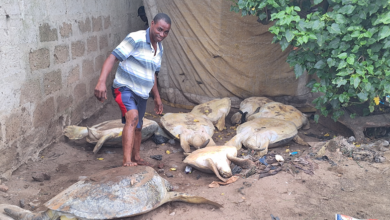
xmin=112 ymin=28 xmax=163 ymax=99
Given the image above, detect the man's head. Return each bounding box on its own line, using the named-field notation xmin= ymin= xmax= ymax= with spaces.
xmin=149 ymin=13 xmax=171 ymax=43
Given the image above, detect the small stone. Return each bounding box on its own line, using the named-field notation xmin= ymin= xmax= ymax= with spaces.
xmin=158 ymin=163 xmax=164 ymax=169
xmin=32 ymin=174 xmax=44 ymax=182
xmin=157 ymin=169 xmax=164 ymax=173
xmin=78 ymin=176 xmax=88 ymax=181
xmin=338 ymin=174 xmax=342 ymax=177
xmin=43 ymin=173 xmax=51 ymax=180
xmin=168 ymin=139 xmax=175 ymax=145
xmin=348 ymin=136 xmax=356 ymax=143
xmin=29 ymin=200 xmax=40 ymax=210
xmin=170 ymin=212 xmax=175 ymax=216
xmin=0 ymin=185 xmax=9 ymax=192
xmin=19 ymin=199 xmax=25 ymax=208
xmin=165 ymin=173 xmax=173 ymax=178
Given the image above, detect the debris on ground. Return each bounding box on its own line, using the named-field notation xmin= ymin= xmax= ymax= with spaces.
xmin=0 ymin=185 xmax=9 ymax=192
xmin=150 ymin=155 xmax=163 ymax=160
xmin=209 ymin=176 xmax=239 ymax=188
xmin=32 ymin=173 xmax=50 ymax=182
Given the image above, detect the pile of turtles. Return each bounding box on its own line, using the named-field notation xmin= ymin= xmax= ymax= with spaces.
xmin=0 ymin=97 xmax=310 ymax=219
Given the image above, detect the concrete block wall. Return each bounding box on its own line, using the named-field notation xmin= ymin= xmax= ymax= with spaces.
xmin=0 ymin=0 xmax=145 ymax=179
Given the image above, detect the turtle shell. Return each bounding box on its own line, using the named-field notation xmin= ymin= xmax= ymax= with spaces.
xmin=190 ymin=98 xmax=231 ymax=130
xmin=247 ymin=102 xmax=307 ymax=129
xmin=237 ymin=117 xmax=297 ymax=150
xmin=44 ymin=166 xmax=172 ymax=219
xmin=231 ymin=97 xmax=273 ymax=124
xmin=161 ymin=113 xmax=215 ymax=139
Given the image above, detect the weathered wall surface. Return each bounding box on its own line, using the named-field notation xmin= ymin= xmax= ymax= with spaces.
xmin=0 ymin=0 xmax=144 ymax=179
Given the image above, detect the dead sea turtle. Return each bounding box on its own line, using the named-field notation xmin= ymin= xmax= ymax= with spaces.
xmin=64 ymin=118 xmax=169 ymax=154
xmin=183 ymin=146 xmax=254 ymax=182
xmin=226 ymin=118 xmax=308 ymax=156
xmin=1 ymin=166 xmax=222 ymax=220
xmin=190 ymin=98 xmax=231 ymax=131
xmin=247 ymin=102 xmax=309 ymax=129
xmin=161 ymin=113 xmax=216 ymax=153
xmin=231 ymin=97 xmax=273 ymax=124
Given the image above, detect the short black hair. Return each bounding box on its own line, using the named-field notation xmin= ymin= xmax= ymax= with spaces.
xmin=153 ymin=13 xmax=171 ymax=25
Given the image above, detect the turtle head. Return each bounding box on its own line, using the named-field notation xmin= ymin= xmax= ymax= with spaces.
xmin=190 ymin=133 xmax=207 ymax=149
xmin=219 ymin=165 xmax=233 ymax=178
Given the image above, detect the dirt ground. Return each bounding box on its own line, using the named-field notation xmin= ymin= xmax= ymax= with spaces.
xmin=1 ymin=98 xmax=390 ymax=220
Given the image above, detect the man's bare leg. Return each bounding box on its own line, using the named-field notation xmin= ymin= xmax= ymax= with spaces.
xmin=131 ymin=128 xmax=150 ymax=166
xmin=122 ymin=109 xmax=139 ymax=167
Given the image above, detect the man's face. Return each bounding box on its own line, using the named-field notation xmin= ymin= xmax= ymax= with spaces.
xmin=150 ymin=19 xmax=171 ymax=43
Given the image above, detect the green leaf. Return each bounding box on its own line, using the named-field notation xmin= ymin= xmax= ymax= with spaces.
xmin=337 ymin=60 xmax=347 ymax=70
xmin=347 ymin=56 xmax=355 ymax=65
xmin=378 ymin=26 xmax=390 ymax=40
xmin=335 ymin=14 xmax=347 ymax=24
xmin=351 ymin=75 xmax=361 ymax=88
xmin=338 ymin=5 xmax=356 ymax=14
xmin=314 ymin=60 xmax=326 ymax=69
xmin=294 ymin=64 xmax=305 ymax=78
xmin=384 ymin=40 xmax=390 ymax=49
xmin=333 ymin=77 xmax=348 ymax=87
xmin=328 ymin=23 xmax=341 ymax=34
xmin=328 ymin=38 xmax=340 ymax=49
xmin=327 ymin=58 xmax=336 ymax=67
xmin=369 ymin=105 xmax=374 ymax=113
xmin=357 ymin=92 xmax=368 ymax=101
xmin=314 ymin=114 xmax=319 ymax=123
xmin=314 ymin=0 xmax=322 ymax=4
xmin=316 ymin=33 xmax=325 ymax=47
xmin=338 ymin=53 xmax=348 ymax=59
xmin=280 ymin=38 xmax=289 ymax=51
xmin=285 ymin=29 xmax=294 ymax=42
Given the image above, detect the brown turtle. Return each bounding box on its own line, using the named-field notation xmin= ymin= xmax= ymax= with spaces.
xmin=190 ymin=98 xmax=231 ymax=131
xmin=247 ymin=102 xmax=309 ymax=129
xmin=231 ymin=97 xmax=273 ymax=124
xmin=64 ymin=118 xmax=169 ymax=154
xmin=1 ymin=166 xmax=222 ymax=220
xmin=183 ymin=146 xmax=254 ymax=182
xmin=226 ymin=118 xmax=308 ymax=156
xmin=161 ymin=113 xmax=216 ymax=153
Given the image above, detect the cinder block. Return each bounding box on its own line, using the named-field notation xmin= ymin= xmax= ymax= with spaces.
xmin=71 ymin=102 xmax=85 ymax=124
xmin=44 ymin=70 xmax=62 ymax=95
xmin=19 ymin=79 xmax=42 ymax=105
xmin=89 ymin=76 xmax=99 ymax=97
xmin=46 ymin=116 xmax=64 ymax=142
xmin=78 ymin=17 xmax=91 ymax=33
xmin=33 ymin=97 xmax=55 ymax=128
xmin=82 ymin=59 xmax=94 ymax=78
xmin=57 ymin=95 xmax=73 ymax=114
xmin=5 ymin=107 xmax=32 ymax=144
xmin=87 ymin=36 xmax=98 ymax=53
xmin=94 ymin=54 xmax=104 ymax=72
xmin=39 ymin=23 xmax=58 ymax=42
xmin=60 ymin=22 xmax=72 ymax=38
xmin=54 ymin=44 xmax=69 ymax=64
xmin=0 ymin=123 xmax=2 ymax=143
xmin=92 ymin=16 xmax=102 ymax=32
xmin=67 ymin=65 xmax=80 ymax=86
xmin=73 ymin=83 xmax=86 ymax=103
xmin=104 ymin=16 xmax=111 ymax=29
xmin=71 ymin=40 xmax=85 ymax=59
xmin=0 ymin=144 xmax=19 ymax=175
xmin=99 ymin=35 xmax=108 ymax=51
xmin=84 ymin=96 xmax=103 ymax=118
xmin=29 ymin=48 xmax=50 ymax=71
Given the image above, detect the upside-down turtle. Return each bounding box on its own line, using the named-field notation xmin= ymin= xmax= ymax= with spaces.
xmin=190 ymin=98 xmax=231 ymax=131
xmin=231 ymin=97 xmax=273 ymax=124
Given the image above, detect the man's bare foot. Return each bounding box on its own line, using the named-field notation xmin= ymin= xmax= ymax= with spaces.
xmin=134 ymin=158 xmax=151 ymax=166
xmin=123 ymin=161 xmax=138 ymax=167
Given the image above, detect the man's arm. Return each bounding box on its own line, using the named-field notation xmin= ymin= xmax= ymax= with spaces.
xmin=94 ymin=54 xmax=118 ymax=102
xmin=151 ymin=72 xmax=163 ymax=114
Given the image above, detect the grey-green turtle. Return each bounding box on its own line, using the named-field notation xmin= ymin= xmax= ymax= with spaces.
xmin=64 ymin=118 xmax=169 ymax=154
xmin=226 ymin=118 xmax=308 ymax=156
xmin=183 ymin=146 xmax=254 ymax=182
xmin=1 ymin=166 xmax=222 ymax=220
xmin=247 ymin=102 xmax=309 ymax=129
xmin=231 ymin=97 xmax=273 ymax=124
xmin=160 ymin=113 xmax=216 ymax=153
xmin=190 ymin=98 xmax=231 ymax=131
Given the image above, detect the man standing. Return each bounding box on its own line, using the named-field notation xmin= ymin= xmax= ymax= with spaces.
xmin=94 ymin=13 xmax=171 ymax=167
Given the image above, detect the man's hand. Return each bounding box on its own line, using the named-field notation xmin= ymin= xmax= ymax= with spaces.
xmin=94 ymin=82 xmax=107 ymax=102
xmin=154 ymin=96 xmax=163 ymax=115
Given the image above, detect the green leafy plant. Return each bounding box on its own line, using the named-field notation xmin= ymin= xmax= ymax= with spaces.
xmin=231 ymin=0 xmax=390 ymax=122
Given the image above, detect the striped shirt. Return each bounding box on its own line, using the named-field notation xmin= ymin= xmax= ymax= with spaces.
xmin=112 ymin=28 xmax=163 ymax=99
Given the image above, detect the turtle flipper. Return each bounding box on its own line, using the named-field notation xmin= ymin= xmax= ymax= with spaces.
xmin=180 ymin=135 xmax=191 ymax=153
xmin=227 ymin=155 xmax=255 ymax=169
xmin=257 ymin=139 xmax=270 ymax=157
xmin=93 ymin=133 xmax=118 ymax=154
xmin=167 ymin=192 xmax=223 ymax=208
xmin=64 ymin=125 xmax=88 ymax=140
xmin=206 ymin=158 xmax=227 ymax=182
xmin=3 ymin=205 xmax=59 ymax=220
xmin=215 ymin=113 xmax=226 ymax=131
xmin=226 ymin=135 xmax=242 ymax=150
xmin=230 ymin=112 xmax=242 ymax=125
xmin=293 ymin=135 xmax=309 ymax=146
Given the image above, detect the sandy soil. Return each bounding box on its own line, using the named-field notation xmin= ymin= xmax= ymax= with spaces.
xmin=1 ymin=98 xmax=389 ymax=220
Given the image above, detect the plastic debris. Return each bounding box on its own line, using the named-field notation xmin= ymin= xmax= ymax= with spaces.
xmin=286 ymin=149 xmax=290 ymax=153
xmin=166 ymin=150 xmax=171 ymax=154
xmin=168 ymin=139 xmax=175 ymax=145
xmin=193 ymin=119 xmax=199 ymax=122
xmin=289 ymin=151 xmax=298 ymax=156
xmin=232 ymin=165 xmax=242 ymax=175
xmin=170 ymin=168 xmax=177 ymax=171
xmin=185 ymin=166 xmax=193 ymax=174
xmin=97 ymin=158 xmax=104 ymax=161
xmin=150 ymin=155 xmax=162 ymax=160
xmin=275 ymin=155 xmax=284 ymax=162
xmin=324 ymin=133 xmax=330 ymax=137
xmin=335 ymin=213 xmax=378 ymax=220
xmin=259 ymin=156 xmax=268 ymax=165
